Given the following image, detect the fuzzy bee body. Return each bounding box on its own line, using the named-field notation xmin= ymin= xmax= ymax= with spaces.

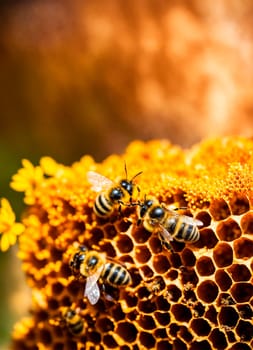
xmin=61 ymin=307 xmax=85 ymax=336
xmin=87 ymin=169 xmax=141 ymax=217
xmin=138 ymin=198 xmax=202 ymax=251
xmin=70 ymin=245 xmax=131 ymax=305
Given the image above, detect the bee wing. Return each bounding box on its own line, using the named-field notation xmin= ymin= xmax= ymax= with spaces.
xmin=84 ymin=265 xmax=104 ymax=305
xmin=157 ymin=224 xmax=174 ymax=242
xmin=179 ymin=215 xmax=203 ymax=227
xmin=163 ymin=207 xmax=203 ymax=227
xmin=87 ymin=171 xmax=113 ymax=192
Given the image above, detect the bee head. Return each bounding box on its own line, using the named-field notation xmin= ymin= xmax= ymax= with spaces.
xmin=120 ymin=179 xmax=133 ymax=195
xmin=137 ymin=199 xmax=154 ymax=225
xmin=69 ymin=245 xmax=88 ymax=273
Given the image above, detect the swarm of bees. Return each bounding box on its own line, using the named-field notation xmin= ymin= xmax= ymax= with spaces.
xmin=57 ymin=167 xmax=203 ymax=336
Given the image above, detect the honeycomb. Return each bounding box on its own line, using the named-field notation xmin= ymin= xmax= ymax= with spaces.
xmin=9 ymin=137 xmax=253 ymax=350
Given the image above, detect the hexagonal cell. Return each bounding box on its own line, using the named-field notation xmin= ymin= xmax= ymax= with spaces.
xmin=236 ymin=320 xmax=253 ymax=342
xmin=103 ymin=334 xmax=118 ymax=348
xmin=227 ymin=264 xmax=251 ymax=282
xmin=236 ymin=304 xmax=253 ymax=319
xmin=194 ymin=228 xmax=218 ymax=249
xmin=152 ymin=254 xmax=171 ymax=274
xmin=181 ymin=248 xmax=196 ymax=267
xmin=103 ymin=224 xmax=117 ymax=239
xmin=189 ymin=340 xmax=212 ymax=350
xmin=196 ymin=256 xmax=215 ymax=276
xmin=228 ymin=344 xmax=251 ymax=350
xmin=209 ymin=328 xmax=227 ymax=349
xmin=209 ymin=199 xmax=231 ymax=221
xmin=149 ymin=236 xmax=163 ymax=254
xmin=137 ymin=314 xmax=156 ymax=330
xmin=156 ymin=340 xmax=173 ymax=350
xmin=230 ymin=282 xmax=253 ymax=303
xmin=213 ymin=242 xmax=233 ymax=267
xmin=197 ymin=280 xmax=219 ymax=303
xmin=170 ymin=304 xmax=192 ymax=322
xmin=96 ymin=317 xmax=114 ymax=333
xmin=172 ymin=339 xmax=187 ymax=350
xmin=166 ymin=284 xmax=182 ymax=302
xmin=137 ymin=299 xmax=156 ymax=314
xmin=217 ymin=293 xmax=236 ymax=306
xmin=131 ymin=226 xmax=152 ymax=244
xmin=233 ymin=237 xmax=253 ymax=259
xmin=115 ymin=321 xmax=137 ymax=343
xmin=195 ymin=211 xmax=212 ymax=227
xmin=218 ymin=306 xmax=239 ymax=327
xmin=216 ymin=218 xmax=241 ymax=241
xmin=178 ymin=326 xmax=193 ymax=343
xmin=116 ymin=234 xmax=134 ymax=253
xmin=240 ymin=211 xmax=253 ymax=234
xmin=179 ymin=266 xmax=199 ymax=286
xmin=154 ymin=311 xmax=170 ymax=326
xmin=214 ymin=269 xmax=232 ymax=291
xmin=139 ymin=332 xmax=156 ymax=348
xmin=134 ymin=245 xmax=151 ymax=263
xmin=228 ymin=194 xmax=250 ymax=215
xmin=190 ymin=318 xmax=211 ymax=336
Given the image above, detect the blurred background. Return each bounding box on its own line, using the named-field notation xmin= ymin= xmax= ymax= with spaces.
xmin=1 ymin=0 xmax=253 ymax=348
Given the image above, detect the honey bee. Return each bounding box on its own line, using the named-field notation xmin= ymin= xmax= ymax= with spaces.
xmin=87 ymin=165 xmax=142 ymax=217
xmin=137 ymin=198 xmax=202 ymax=251
xmin=60 ymin=307 xmax=85 ymax=336
xmin=69 ymin=245 xmax=132 ymax=305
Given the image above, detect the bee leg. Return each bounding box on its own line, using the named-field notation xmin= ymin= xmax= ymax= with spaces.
xmin=101 ymin=284 xmax=115 ymax=302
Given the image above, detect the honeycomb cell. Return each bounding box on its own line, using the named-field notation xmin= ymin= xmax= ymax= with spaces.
xmin=216 ymin=218 xmax=241 ymax=241
xmin=140 ymin=265 xmax=154 ymax=278
xmin=233 ymin=237 xmax=253 ymax=258
xmin=137 ymin=315 xmax=156 ymax=330
xmin=190 ymin=318 xmax=211 ymax=336
xmin=178 ymin=326 xmax=193 ymax=343
xmin=138 ymin=299 xmax=156 ymax=313
xmin=236 ymin=320 xmax=253 ymax=342
xmin=131 ymin=226 xmax=151 ymax=244
xmin=194 ymin=228 xmax=218 ymax=249
xmin=171 ymin=304 xmax=192 ymax=322
xmin=154 ymin=311 xmax=171 ymax=326
xmin=134 ymin=245 xmax=151 ymax=263
xmin=168 ymin=253 xmax=182 ymax=268
xmin=166 ymin=284 xmax=182 ymax=302
xmin=139 ymin=332 xmax=156 ymax=348
xmin=116 ymin=219 xmax=132 ymax=233
xmin=230 ymin=282 xmax=253 ymax=303
xmin=195 ymin=210 xmax=211 ymax=227
xmin=38 ymin=328 xmax=52 ymax=346
xmin=51 ymin=282 xmax=64 ymax=295
xmin=237 ymin=304 xmax=253 ymax=319
xmin=156 ymin=340 xmax=172 ymax=350
xmin=116 ymin=234 xmax=134 ymax=253
xmin=165 ymin=268 xmax=178 ymax=280
xmin=154 ymin=328 xmax=167 ymax=339
xmin=196 ymin=256 xmax=215 ymax=276
xmin=103 ymin=334 xmax=118 ymax=348
xmin=173 ymin=339 xmax=187 ymax=350
xmin=197 ymin=280 xmax=219 ymax=303
xmin=179 ymin=266 xmax=199 ymax=286
xmin=213 ymin=242 xmax=233 ymax=267
xmin=228 ymin=194 xmax=250 ymax=215
xmin=205 ymin=305 xmax=218 ymax=324
xmin=209 ymin=199 xmax=231 ymax=221
xmin=209 ymin=328 xmax=227 ymax=349
xmin=240 ymin=211 xmax=253 ymax=234
xmin=228 ymin=345 xmax=251 ymax=350
xmin=168 ymin=322 xmax=180 ymax=337
xmin=96 ymin=317 xmax=114 ymax=333
xmin=115 ymin=322 xmax=137 ymax=343
xmin=217 ymin=293 xmax=236 ymax=306
xmin=214 ymin=269 xmax=232 ymax=291
xmin=227 ymin=264 xmax=251 ymax=281
xmin=152 ymin=254 xmax=170 ymax=274
xmin=156 ymin=295 xmax=170 ymax=311
xmin=149 ymin=236 xmax=163 ymax=254
xmin=189 ymin=340 xmax=212 ymax=350
xmin=181 ymin=248 xmax=196 ymax=266
xmin=218 ymin=306 xmax=239 ymax=327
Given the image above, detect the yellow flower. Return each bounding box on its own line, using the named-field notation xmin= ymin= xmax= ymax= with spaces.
xmin=0 ymin=198 xmax=24 ymax=251
xmin=10 ymin=159 xmax=44 ymax=204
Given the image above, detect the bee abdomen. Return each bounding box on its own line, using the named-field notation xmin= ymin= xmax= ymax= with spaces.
xmin=175 ymin=222 xmax=200 ymax=242
xmin=102 ymin=263 xmax=131 ymax=286
xmin=69 ymin=319 xmax=84 ymax=336
xmin=94 ymin=194 xmax=112 ymax=217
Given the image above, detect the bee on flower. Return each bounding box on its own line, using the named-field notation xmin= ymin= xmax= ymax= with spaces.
xmin=0 ymin=198 xmax=25 ymax=251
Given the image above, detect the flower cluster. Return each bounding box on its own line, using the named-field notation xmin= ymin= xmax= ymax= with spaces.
xmin=2 ymin=137 xmax=253 ymax=350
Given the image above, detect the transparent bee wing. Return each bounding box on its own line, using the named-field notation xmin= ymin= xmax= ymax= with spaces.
xmin=85 ymin=281 xmax=100 ymax=305
xmin=87 ymin=171 xmax=114 ymax=192
xmin=84 ymin=265 xmax=104 ymax=305
xmin=158 ymin=224 xmax=174 ymax=242
xmin=163 ymin=207 xmax=203 ymax=227
xmin=179 ymin=215 xmax=203 ymax=227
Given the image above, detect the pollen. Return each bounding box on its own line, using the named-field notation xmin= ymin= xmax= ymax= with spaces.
xmin=10 ymin=136 xmax=253 ymax=350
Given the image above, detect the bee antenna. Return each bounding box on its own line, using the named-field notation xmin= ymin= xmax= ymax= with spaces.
xmin=130 ymin=171 xmax=143 ymax=183
xmin=124 ymin=161 xmax=128 ymax=179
